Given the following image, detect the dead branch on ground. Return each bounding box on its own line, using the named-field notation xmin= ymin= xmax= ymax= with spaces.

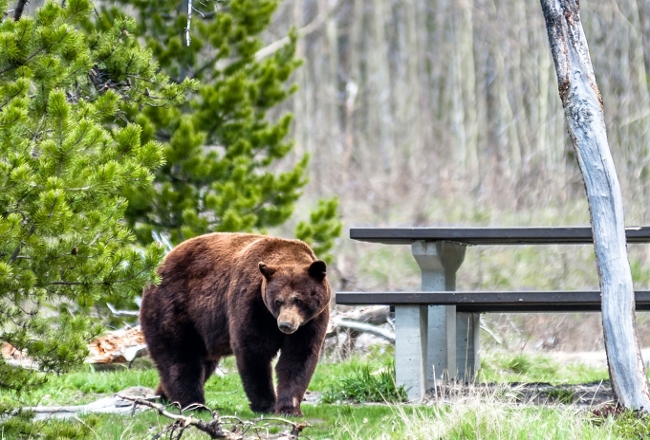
xmin=118 ymin=394 xmax=309 ymax=440
xmin=328 ymin=318 xmax=395 ymax=344
xmin=326 ymin=306 xmax=393 ymax=358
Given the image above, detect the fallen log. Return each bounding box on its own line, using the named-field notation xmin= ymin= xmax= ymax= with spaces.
xmin=86 ymin=326 xmax=147 ymax=366
xmin=328 ymin=318 xmax=395 ymax=344
xmin=326 ymin=306 xmax=390 ymax=334
xmin=20 ymin=386 xmax=156 ymax=420
xmin=1 ymin=342 xmax=38 ymax=370
xmin=338 ymin=305 xmax=390 ymax=325
xmin=325 ymin=306 xmax=394 ymax=358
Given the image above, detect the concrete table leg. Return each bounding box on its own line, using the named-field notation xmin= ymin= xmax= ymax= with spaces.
xmin=407 ymin=241 xmax=478 ymax=396
xmin=394 ymin=305 xmax=428 ymax=401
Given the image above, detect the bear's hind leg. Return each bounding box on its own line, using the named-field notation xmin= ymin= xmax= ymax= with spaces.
xmin=157 ymin=355 xmax=207 ymax=409
xmin=154 ymin=383 xmax=168 ymax=401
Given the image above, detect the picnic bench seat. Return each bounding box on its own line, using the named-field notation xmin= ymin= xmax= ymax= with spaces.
xmin=335 ymin=226 xmax=650 ymax=401
xmin=337 ymin=290 xmax=650 ymax=312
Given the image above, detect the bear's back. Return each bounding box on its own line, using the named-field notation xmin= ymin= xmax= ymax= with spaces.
xmin=158 ymin=233 xmax=316 ymax=287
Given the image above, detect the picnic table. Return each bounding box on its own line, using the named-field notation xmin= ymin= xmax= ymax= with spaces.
xmin=336 ymin=226 xmax=650 ymax=401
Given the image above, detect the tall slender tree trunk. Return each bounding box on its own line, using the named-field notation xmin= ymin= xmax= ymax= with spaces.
xmin=457 ymin=1 xmax=479 ymax=188
xmin=293 ymin=0 xmax=306 ymax=158
xmin=368 ymin=0 xmax=393 ymax=217
xmin=369 ymin=0 xmax=392 ymax=169
xmin=540 ymin=0 xmax=650 ymax=410
xmin=342 ymin=0 xmax=363 ymax=179
xmin=317 ymin=0 xmax=340 ymax=190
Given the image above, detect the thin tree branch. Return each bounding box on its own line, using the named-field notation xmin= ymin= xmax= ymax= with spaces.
xmin=13 ymin=0 xmax=27 ymax=21
xmin=254 ymin=0 xmax=344 ymax=61
xmin=185 ymin=0 xmax=192 ymax=47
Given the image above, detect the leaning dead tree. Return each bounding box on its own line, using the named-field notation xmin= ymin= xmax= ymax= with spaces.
xmin=540 ymin=0 xmax=650 ymax=410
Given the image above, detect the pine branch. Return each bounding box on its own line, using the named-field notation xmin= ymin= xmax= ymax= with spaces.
xmin=0 ymin=32 xmax=70 ymax=75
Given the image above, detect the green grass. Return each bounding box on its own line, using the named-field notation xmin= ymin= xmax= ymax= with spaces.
xmin=0 ymin=367 xmax=160 ymax=407
xmin=391 ymin=402 xmax=620 ymax=440
xmin=0 ymin=350 xmax=640 ymax=439
xmin=478 ymin=351 xmax=609 ymax=384
xmin=321 ymin=362 xmax=407 ymax=404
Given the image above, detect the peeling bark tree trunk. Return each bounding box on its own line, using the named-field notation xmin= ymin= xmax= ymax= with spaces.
xmin=540 ymin=0 xmax=650 ymax=410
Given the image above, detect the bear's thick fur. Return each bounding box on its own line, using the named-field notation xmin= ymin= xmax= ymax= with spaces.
xmin=140 ymin=233 xmax=331 ymax=416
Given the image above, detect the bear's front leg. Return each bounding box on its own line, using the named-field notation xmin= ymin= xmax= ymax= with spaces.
xmin=234 ymin=348 xmax=277 ymax=413
xmin=274 ymin=321 xmax=326 ymax=416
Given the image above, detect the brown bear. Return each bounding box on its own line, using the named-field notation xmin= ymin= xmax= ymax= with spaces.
xmin=139 ymin=233 xmax=331 ymax=416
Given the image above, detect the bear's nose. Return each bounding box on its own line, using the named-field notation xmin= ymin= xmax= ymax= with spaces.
xmin=278 ymin=321 xmax=297 ymax=334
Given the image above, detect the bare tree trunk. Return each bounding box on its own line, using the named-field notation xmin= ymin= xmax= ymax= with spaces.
xmin=636 ymin=0 xmax=650 ymax=79
xmin=368 ymin=0 xmax=392 ymax=175
xmin=540 ymin=0 xmax=650 ymax=410
xmin=13 ymin=0 xmax=28 ymax=20
xmin=323 ymin=0 xmax=340 ymax=190
xmin=292 ymin=0 xmax=306 ymax=158
xmin=457 ymin=1 xmax=479 ymax=188
xmin=342 ymin=0 xmax=363 ymax=182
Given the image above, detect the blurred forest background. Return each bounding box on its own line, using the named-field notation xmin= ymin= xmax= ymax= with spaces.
xmin=268 ymin=0 xmax=650 ymax=220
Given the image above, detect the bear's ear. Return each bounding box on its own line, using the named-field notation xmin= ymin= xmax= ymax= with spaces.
xmin=308 ymin=260 xmax=327 ymax=281
xmin=258 ymin=262 xmax=277 ymax=279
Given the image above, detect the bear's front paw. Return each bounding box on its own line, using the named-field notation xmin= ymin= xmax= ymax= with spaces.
xmin=275 ymin=405 xmax=303 ymax=417
xmin=250 ymin=401 xmax=275 ymax=414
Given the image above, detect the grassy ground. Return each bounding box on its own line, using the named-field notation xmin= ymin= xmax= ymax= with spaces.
xmin=3 ymin=348 xmax=648 ymax=439
xmin=478 ymin=350 xmax=608 ymax=384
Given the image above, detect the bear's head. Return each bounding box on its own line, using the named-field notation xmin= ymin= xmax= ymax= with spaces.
xmin=258 ymin=260 xmax=330 ymax=334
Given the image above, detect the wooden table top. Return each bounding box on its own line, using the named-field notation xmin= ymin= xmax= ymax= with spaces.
xmin=349 ymin=226 xmax=650 ymax=245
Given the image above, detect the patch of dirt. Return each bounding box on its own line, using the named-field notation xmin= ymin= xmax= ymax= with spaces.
xmin=303 ymin=391 xmax=322 ymax=404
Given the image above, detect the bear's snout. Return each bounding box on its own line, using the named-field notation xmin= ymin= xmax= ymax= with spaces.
xmin=277 ymin=309 xmax=302 ymax=334
xmin=278 ymin=320 xmax=298 ymax=334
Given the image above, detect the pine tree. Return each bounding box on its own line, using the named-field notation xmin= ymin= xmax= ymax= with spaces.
xmin=295 ymin=198 xmax=342 ymax=263
xmin=97 ymin=0 xmax=341 ymax=254
xmin=0 ymin=0 xmax=193 ymax=393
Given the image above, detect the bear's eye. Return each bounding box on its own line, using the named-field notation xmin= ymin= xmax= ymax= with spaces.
xmin=294 ymin=298 xmax=303 ymax=306
xmin=275 ymin=299 xmax=283 ymax=307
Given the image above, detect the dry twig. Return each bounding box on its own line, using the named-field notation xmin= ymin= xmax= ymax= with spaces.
xmin=117 ymin=394 xmax=308 ymax=440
